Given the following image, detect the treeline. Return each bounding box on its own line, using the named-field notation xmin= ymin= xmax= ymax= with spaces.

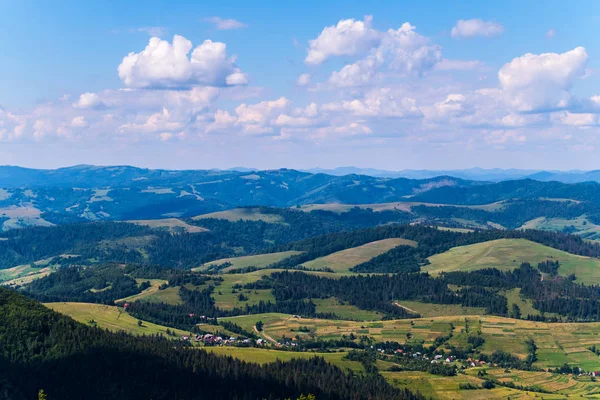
xmin=0 ymin=288 xmax=420 ymax=400
xmin=246 ymin=271 xmax=508 ymax=318
xmin=274 ymin=224 xmax=600 ymax=273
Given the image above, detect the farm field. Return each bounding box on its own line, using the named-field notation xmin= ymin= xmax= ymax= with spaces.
xmin=466 ymin=367 xmax=600 ymax=397
xmin=204 ymin=347 xmax=364 ymax=372
xmin=195 ymin=250 xmax=303 ymax=272
xmin=45 ymin=302 xmax=190 ymax=337
xmin=192 ymin=208 xmax=285 ymax=223
xmin=424 ymin=238 xmax=600 ymax=284
xmin=301 ymin=238 xmax=417 ymax=273
xmin=221 ymin=313 xmax=600 ymax=371
xmin=127 ymin=218 xmax=209 ymax=233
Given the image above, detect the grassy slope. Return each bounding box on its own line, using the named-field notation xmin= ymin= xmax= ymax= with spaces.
xmin=205 ymin=347 xmax=363 ymax=372
xmin=194 ymin=250 xmax=303 ymax=272
xmin=192 ymin=208 xmax=285 ymax=223
xmin=115 ymin=278 xmax=169 ymax=304
xmin=45 ymin=302 xmax=190 ymax=337
xmin=312 ymin=297 xmax=383 ymax=321
xmin=301 ymin=238 xmax=417 ymax=273
xmin=127 ymin=218 xmax=209 ymax=233
xmin=299 ymin=201 xmax=507 ymax=214
xmin=424 ymin=238 xmax=600 ymax=284
xmin=521 ymin=216 xmax=600 ymax=240
xmin=394 ymin=301 xmax=486 ymax=318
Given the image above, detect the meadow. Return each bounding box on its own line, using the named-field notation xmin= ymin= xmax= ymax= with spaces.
xmin=192 ymin=207 xmax=285 ymax=223
xmin=424 ymin=238 xmax=600 ymax=284
xmin=195 ymin=250 xmax=303 ymax=272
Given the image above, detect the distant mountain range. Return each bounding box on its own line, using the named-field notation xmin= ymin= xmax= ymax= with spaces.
xmin=302 ymin=167 xmax=600 ymax=183
xmin=2 ymin=164 xmax=600 ymax=231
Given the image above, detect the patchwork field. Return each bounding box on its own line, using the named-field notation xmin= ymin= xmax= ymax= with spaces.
xmin=424 ymin=238 xmax=600 ymax=284
xmin=301 ymin=238 xmax=417 ymax=273
xmin=193 ymin=208 xmax=285 ymax=223
xmin=220 ymin=313 xmax=600 ymax=371
xmin=394 ymin=301 xmax=486 ymax=318
xmin=45 ymin=302 xmax=190 ymax=337
xmin=195 ymin=250 xmax=303 ymax=273
xmin=299 ymin=201 xmax=507 ymax=214
xmin=127 ymin=218 xmax=208 ymax=233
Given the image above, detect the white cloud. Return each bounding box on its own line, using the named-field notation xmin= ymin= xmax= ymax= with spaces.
xmin=546 ymin=29 xmax=556 ymax=39
xmin=554 ymin=112 xmax=598 ymax=126
xmin=435 ymin=59 xmax=483 ymax=71
xmin=71 ymin=116 xmax=88 ymax=128
xmin=297 ymin=73 xmax=311 ymax=86
xmin=329 ymin=57 xmax=379 ymax=87
xmin=305 ymin=16 xmax=380 ymax=64
xmin=323 ymin=88 xmax=422 ymax=118
xmin=73 ymin=92 xmax=105 ymax=109
xmin=118 ymin=35 xmax=247 ymax=89
xmin=204 ymin=17 xmax=247 ymax=30
xmin=498 ymin=46 xmax=588 ymax=112
xmin=451 ymin=19 xmax=504 ymax=38
xmin=134 ymin=27 xmax=167 ymax=37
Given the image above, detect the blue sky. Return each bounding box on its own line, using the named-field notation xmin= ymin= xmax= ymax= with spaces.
xmin=1 ymin=0 xmax=600 ymax=170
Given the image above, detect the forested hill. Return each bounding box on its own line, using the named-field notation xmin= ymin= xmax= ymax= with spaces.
xmin=6 ymin=165 xmax=600 ymax=230
xmin=0 ymin=288 xmax=420 ymax=400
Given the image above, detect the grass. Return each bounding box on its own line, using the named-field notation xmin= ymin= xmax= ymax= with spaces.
xmin=299 ymin=201 xmax=507 ymax=214
xmin=521 ymin=216 xmax=600 ymax=240
xmin=115 ymin=279 xmax=169 ymax=304
xmin=221 ymin=313 xmax=600 ymax=372
xmin=136 ymin=286 xmax=183 ymax=305
xmin=192 ymin=208 xmax=285 ymax=223
xmin=301 ymin=238 xmax=417 ymax=273
xmin=127 ymin=218 xmax=208 ymax=233
xmin=211 ymin=270 xmax=278 ymax=310
xmin=204 ymin=347 xmax=363 ymax=372
xmin=312 ymin=297 xmax=383 ymax=321
xmin=194 ymin=250 xmax=303 ymax=273
xmin=45 ymin=302 xmax=190 ymax=337
xmin=394 ymin=301 xmax=486 ymax=318
xmin=424 ymin=238 xmax=600 ymax=284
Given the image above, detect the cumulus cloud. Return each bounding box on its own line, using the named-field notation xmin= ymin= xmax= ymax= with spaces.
xmin=73 ymin=92 xmax=105 ymax=109
xmin=451 ymin=19 xmax=504 ymax=38
xmin=71 ymin=116 xmax=88 ymax=128
xmin=297 ymin=73 xmax=311 ymax=86
xmin=325 ymin=21 xmax=441 ymax=87
xmin=498 ymin=46 xmax=589 ymax=112
xmin=305 ymin=15 xmax=380 ymax=64
xmin=204 ymin=17 xmax=247 ymax=30
xmin=323 ymin=88 xmax=422 ymax=118
xmin=118 ymin=35 xmax=247 ymax=89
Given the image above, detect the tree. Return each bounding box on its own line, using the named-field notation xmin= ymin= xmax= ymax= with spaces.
xmin=38 ymin=390 xmax=47 ymax=400
xmin=137 ymin=320 xmax=143 ymax=327
xmin=510 ymin=303 xmax=521 ymax=319
xmin=256 ymin=320 xmax=263 ymax=332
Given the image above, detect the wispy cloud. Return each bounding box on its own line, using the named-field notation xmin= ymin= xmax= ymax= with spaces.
xmin=204 ymin=17 xmax=247 ymax=30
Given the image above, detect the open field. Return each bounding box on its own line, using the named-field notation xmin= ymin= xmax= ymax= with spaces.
xmin=195 ymin=250 xmax=303 ymax=273
xmin=466 ymin=367 xmax=600 ymax=397
xmin=383 ymin=371 xmax=533 ymax=399
xmin=299 ymin=201 xmax=507 ymax=214
xmin=221 ymin=313 xmax=600 ymax=371
xmin=127 ymin=218 xmax=208 ymax=233
xmin=313 ymin=297 xmax=383 ymax=320
xmin=424 ymin=238 xmax=600 ymax=284
xmin=115 ymin=278 xmax=169 ymax=304
xmin=301 ymin=238 xmax=417 ymax=273
xmin=45 ymin=302 xmax=191 ymax=337
xmin=205 ymin=347 xmax=364 ymax=372
xmin=192 ymin=208 xmax=285 ymax=223
xmin=521 ymin=216 xmax=600 ymax=240
xmin=394 ymin=301 xmax=486 ymax=318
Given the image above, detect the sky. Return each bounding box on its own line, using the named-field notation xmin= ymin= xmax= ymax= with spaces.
xmin=1 ymin=0 xmax=600 ymax=171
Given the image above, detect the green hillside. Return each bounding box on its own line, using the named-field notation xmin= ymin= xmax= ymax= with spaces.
xmin=424 ymin=238 xmax=600 ymax=284
xmin=195 ymin=250 xmax=303 ymax=272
